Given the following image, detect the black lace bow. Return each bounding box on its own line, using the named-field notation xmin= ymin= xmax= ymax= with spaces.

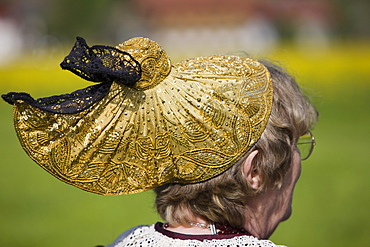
xmin=60 ymin=37 xmax=141 ymax=86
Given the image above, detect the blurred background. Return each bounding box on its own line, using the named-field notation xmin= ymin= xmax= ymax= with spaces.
xmin=0 ymin=0 xmax=369 ymax=246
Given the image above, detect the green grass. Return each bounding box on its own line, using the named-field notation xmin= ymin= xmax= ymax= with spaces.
xmin=1 ymin=42 xmax=369 ymax=247
xmin=269 ymin=42 xmax=370 ymax=246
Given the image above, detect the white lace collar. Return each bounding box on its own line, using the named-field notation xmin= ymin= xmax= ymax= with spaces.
xmin=107 ymin=223 xmax=286 ymax=247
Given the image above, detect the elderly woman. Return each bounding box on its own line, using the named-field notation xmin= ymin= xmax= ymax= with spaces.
xmin=2 ymin=37 xmax=317 ymax=247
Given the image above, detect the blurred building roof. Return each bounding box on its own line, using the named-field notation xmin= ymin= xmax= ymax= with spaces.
xmin=135 ymin=0 xmax=338 ymax=27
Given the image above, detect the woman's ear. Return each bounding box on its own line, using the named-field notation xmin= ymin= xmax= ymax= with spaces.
xmin=242 ymin=150 xmax=261 ymax=190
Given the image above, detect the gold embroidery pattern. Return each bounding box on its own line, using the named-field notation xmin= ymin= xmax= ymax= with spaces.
xmin=12 ymin=38 xmax=272 ymax=195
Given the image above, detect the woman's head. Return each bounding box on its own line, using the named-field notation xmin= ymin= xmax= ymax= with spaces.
xmin=154 ymin=60 xmax=318 ymax=229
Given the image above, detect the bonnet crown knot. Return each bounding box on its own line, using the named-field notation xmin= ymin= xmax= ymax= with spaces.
xmin=117 ymin=37 xmax=172 ymax=90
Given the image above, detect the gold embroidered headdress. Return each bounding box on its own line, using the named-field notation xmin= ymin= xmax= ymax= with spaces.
xmin=2 ymin=37 xmax=273 ymax=195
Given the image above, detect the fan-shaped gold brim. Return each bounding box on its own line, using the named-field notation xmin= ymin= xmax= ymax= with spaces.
xmin=12 ymin=54 xmax=272 ymax=195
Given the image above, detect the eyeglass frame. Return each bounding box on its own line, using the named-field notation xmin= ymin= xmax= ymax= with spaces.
xmin=297 ymin=131 xmax=316 ymax=161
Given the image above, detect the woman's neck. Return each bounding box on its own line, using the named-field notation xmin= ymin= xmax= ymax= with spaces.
xmin=164 ymin=218 xmax=213 ymax=235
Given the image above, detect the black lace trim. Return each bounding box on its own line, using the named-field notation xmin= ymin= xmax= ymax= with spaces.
xmin=2 ymin=37 xmax=142 ymax=114
xmin=2 ymin=83 xmax=111 ymax=114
